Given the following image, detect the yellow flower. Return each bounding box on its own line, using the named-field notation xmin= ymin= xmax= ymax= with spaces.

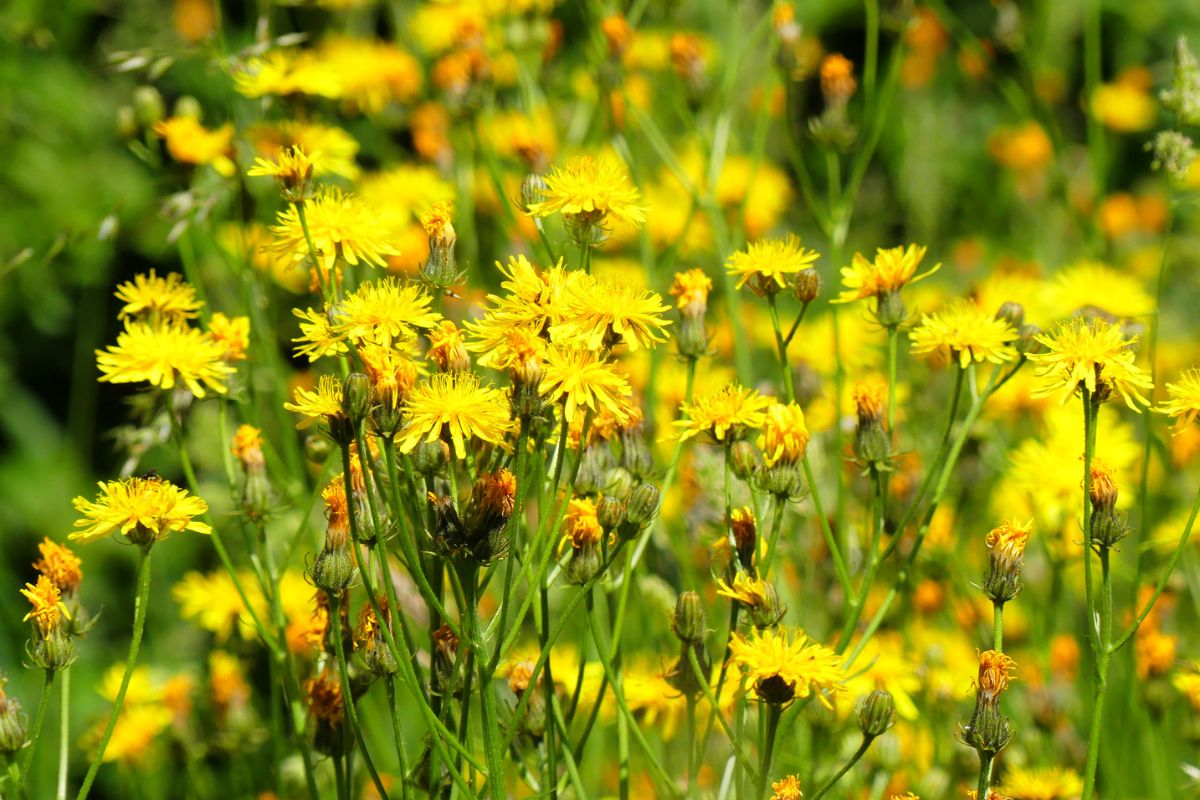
xmin=427 ymin=320 xmax=471 ymax=372
xmin=669 ymin=268 xmax=712 ymax=314
xmin=728 ymin=626 xmax=846 ymax=707
xmin=715 ymin=573 xmax=772 ymax=609
xmin=986 ymin=519 xmax=1032 ymax=568
xmin=21 ymin=575 xmax=68 ymax=636
xmin=333 ymin=278 xmax=442 ymax=347
xmin=996 ymin=765 xmax=1084 ymax=800
xmin=541 ymin=345 xmax=635 ymax=425
xmin=152 ymin=116 xmax=235 ymax=176
xmin=1046 ymin=261 xmax=1153 ymax=320
xmin=207 ymin=312 xmax=250 ymax=361
xmin=1158 ymin=368 xmax=1200 ymax=433
xmin=209 ymin=651 xmax=250 ymax=716
xmin=268 ymin=187 xmax=399 ymax=274
xmin=674 ymin=383 xmax=772 ymax=443
xmin=292 ymin=307 xmax=349 ymax=362
xmin=757 ymin=401 xmax=810 ymax=466
xmin=33 ymin=538 xmax=83 ymax=594
xmin=90 ymin=703 xmax=173 ymax=765
xmin=284 ymin=375 xmax=345 ymax=425
xmin=909 ymin=299 xmax=1018 ymax=369
xmin=834 ymin=243 xmax=939 ymax=304
xmin=987 ymin=122 xmax=1053 ymax=174
xmin=559 ymin=497 xmax=603 ymax=553
xmin=234 ymin=49 xmax=342 ymax=99
xmin=526 ymin=155 xmax=646 ymax=229
xmin=359 ymin=343 xmax=420 ymax=408
xmin=230 ymin=424 xmax=265 ymax=469
xmin=397 ymin=372 xmax=514 ymax=459
xmin=550 ymin=273 xmax=671 ymax=351
xmin=70 ymin=476 xmax=212 ymax=545
xmin=96 ymin=321 xmax=234 ymax=398
xmin=250 ymin=120 xmax=361 ymax=181
xmin=1173 ymin=662 xmax=1200 ymax=711
xmin=1027 ymin=317 xmax=1153 ymax=410
xmin=1091 ymin=74 xmax=1156 ymax=133
xmin=114 ymin=270 xmax=202 ymax=325
xmin=246 ymin=143 xmax=315 ymax=187
xmin=842 ymin=632 xmax=922 ymax=720
xmin=975 ymin=649 xmax=1017 ymax=698
xmin=771 ymin=774 xmax=804 ymax=800
xmin=725 ymin=235 xmax=821 ymax=296
xmin=315 ymin=36 xmax=421 ymax=114
xmin=173 ymin=570 xmax=264 ymax=641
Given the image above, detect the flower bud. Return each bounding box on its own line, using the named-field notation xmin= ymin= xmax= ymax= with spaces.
xmin=596 ymin=495 xmax=626 ymax=531
xmin=310 ymin=547 xmax=355 ymax=593
xmin=730 ymin=440 xmax=762 ymax=481
xmin=853 ymin=380 xmax=891 ymax=466
xmin=432 ymin=624 xmax=460 ymax=696
xmin=792 ymin=267 xmax=821 ymax=304
xmin=342 ymin=373 xmax=373 ymax=425
xmin=1089 ymin=462 xmax=1129 ymax=550
xmin=622 ymin=483 xmax=661 ymax=529
xmin=858 ymin=689 xmax=897 ymax=738
xmin=411 ymin=440 xmax=449 ymax=477
xmin=305 ymin=433 xmax=335 ymax=464
xmin=667 ymin=642 xmax=711 ymax=698
xmin=133 ymin=86 xmax=165 ymax=127
xmin=0 ymin=679 xmax=26 ymax=757
xmin=672 ymin=591 xmax=707 ymax=644
xmin=565 ymin=544 xmax=604 ymax=584
xmin=520 ymin=173 xmax=548 ymax=212
xmin=994 ymin=301 xmax=1025 ymax=330
xmin=983 ymin=520 xmax=1031 ymax=605
xmin=619 ymin=425 xmax=654 ymax=479
xmin=874 ymin=289 xmax=907 ymax=329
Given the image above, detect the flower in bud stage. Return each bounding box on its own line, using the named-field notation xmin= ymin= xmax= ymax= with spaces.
xmin=354 ymin=597 xmax=398 ymax=677
xmin=995 ymin=301 xmax=1025 ymax=330
xmin=984 ymin=519 xmax=1032 ymax=605
xmin=520 ymin=173 xmax=548 ymax=212
xmin=621 ymin=482 xmax=661 ymax=531
xmin=410 ymin=439 xmax=449 ymax=477
xmin=560 ymin=497 xmax=606 ymax=583
xmin=820 ymin=53 xmax=857 ymax=108
xmin=792 ymin=267 xmax=821 ymax=304
xmin=961 ymin=650 xmax=1017 ymax=757
xmin=427 ymin=320 xmax=472 ymax=373
xmin=231 ymin=424 xmax=272 ymax=519
xmin=596 ymin=494 xmax=626 ymax=531
xmin=730 ymin=440 xmax=762 ymax=481
xmin=618 ymin=423 xmax=654 ymax=479
xmin=310 ymin=478 xmax=355 ymax=592
xmin=601 ymin=14 xmax=633 ymax=58
xmin=33 ymin=537 xmax=83 ymax=596
xmin=858 ymin=689 xmax=897 ymax=738
xmin=672 ymin=591 xmax=707 ymax=644
xmin=853 ymin=380 xmax=891 ymax=465
xmin=342 ymin=372 xmax=374 ymax=424
xmin=670 ymin=268 xmax=712 ymax=359
xmin=506 ymin=660 xmax=546 ymax=739
xmin=420 ymin=200 xmax=462 ymax=290
xmin=1088 ymin=460 xmax=1130 ymax=549
xmin=0 ymin=677 xmax=26 ymax=757
xmin=728 ymin=506 xmax=758 ymax=571
xmin=432 ymin=624 xmax=461 ymax=695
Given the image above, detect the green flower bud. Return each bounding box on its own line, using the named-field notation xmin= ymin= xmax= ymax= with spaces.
xmin=792 ymin=267 xmax=821 ymax=304
xmin=305 ymin=434 xmax=335 ymax=464
xmin=994 ymin=301 xmax=1025 ymax=330
xmin=730 ymin=440 xmax=761 ymax=481
xmin=133 ymin=86 xmax=165 ymax=127
xmin=672 ymin=591 xmax=707 ymax=644
xmin=411 ymin=440 xmax=448 ymax=477
xmin=0 ymin=679 xmax=26 ymax=757
xmin=858 ymin=689 xmax=897 ymax=738
xmin=311 ymin=547 xmax=355 ymax=593
xmin=596 ymin=495 xmax=626 ymax=531
xmin=623 ymin=483 xmax=661 ymax=528
xmin=342 ymin=373 xmax=373 ymax=424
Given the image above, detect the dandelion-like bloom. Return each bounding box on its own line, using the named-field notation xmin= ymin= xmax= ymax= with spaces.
xmin=526 ymin=155 xmax=646 ymax=229
xmin=397 ymin=372 xmax=514 ymax=459
xmin=96 ymin=321 xmax=235 ymax=398
xmin=33 ymin=538 xmax=83 ymax=594
xmin=559 ymin=497 xmax=603 ymax=552
xmin=207 ymin=312 xmax=250 ymax=361
xmin=757 ymin=401 xmax=810 ymax=466
xmin=268 ymin=187 xmax=398 ymax=273
xmin=541 ymin=345 xmax=636 ymax=425
xmin=996 ymin=766 xmax=1084 ymax=800
xmin=728 ymin=626 xmax=845 ymax=707
xmin=909 ymin=300 xmax=1019 ymax=368
xmin=715 ymin=573 xmax=772 ymax=609
xmin=22 ymin=575 xmax=67 ymax=636
xmin=152 ymin=116 xmax=235 ymax=176
xmin=975 ymin=649 xmax=1017 ymax=699
xmin=114 ymin=270 xmax=202 ymax=324
xmin=246 ymin=144 xmax=315 ymax=188
xmin=834 ymin=244 xmax=939 ymax=303
xmin=230 ymin=425 xmax=265 ymax=469
xmin=854 ymin=379 xmax=887 ymax=426
xmin=333 ymin=278 xmax=442 ymax=347
xmin=70 ymin=476 xmax=212 ymax=545
xmin=284 ymin=375 xmax=345 ymax=425
xmin=1027 ymin=317 xmax=1153 ymax=410
xmin=359 ymin=344 xmax=420 ymax=409
xmin=986 ymin=520 xmax=1031 ymax=570
xmin=670 ymin=268 xmax=712 ymax=314
xmin=674 ymin=383 xmax=773 ymax=443
xmin=771 ymin=775 xmax=804 ymax=800
xmin=427 ymin=320 xmax=471 ymax=372
xmin=1158 ymin=368 xmax=1200 ymax=433
xmin=551 ymin=274 xmax=672 ymax=351
xmin=292 ymin=307 xmax=348 ymax=362
xmin=725 ymin=235 xmax=821 ymax=296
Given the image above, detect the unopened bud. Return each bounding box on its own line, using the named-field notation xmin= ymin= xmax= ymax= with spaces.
xmin=520 ymin=173 xmax=548 ymax=211
xmin=133 ymin=86 xmax=165 ymax=127
xmin=596 ymin=495 xmax=626 ymax=531
xmin=994 ymin=301 xmax=1025 ymax=330
xmin=623 ymin=483 xmax=661 ymax=528
xmin=0 ymin=681 xmax=25 ymax=757
xmin=858 ymin=689 xmax=897 ymax=738
xmin=672 ymin=591 xmax=706 ymax=644
xmin=342 ymin=373 xmax=373 ymax=424
xmin=792 ymin=267 xmax=821 ymax=304
xmin=310 ymin=547 xmax=355 ymax=593
xmin=730 ymin=440 xmax=761 ymax=481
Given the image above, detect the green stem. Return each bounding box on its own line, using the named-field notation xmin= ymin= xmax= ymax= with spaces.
xmin=17 ymin=670 xmax=53 ymax=794
xmin=326 ymin=592 xmax=390 ymax=800
xmin=75 ymin=549 xmax=152 ymax=800
xmin=56 ymin=668 xmax=69 ymax=800
xmin=993 ymin=603 xmax=1004 ymax=652
xmin=767 ymin=294 xmax=795 ymax=402
xmin=810 ymin=736 xmax=873 ymax=800
xmin=383 ymin=678 xmax=412 ymax=800
xmin=754 ymin=704 xmax=782 ymax=800
xmin=976 ymin=753 xmax=994 ymax=800
xmin=462 ymin=567 xmax=506 ymax=800
xmin=801 ymin=455 xmax=852 ymax=595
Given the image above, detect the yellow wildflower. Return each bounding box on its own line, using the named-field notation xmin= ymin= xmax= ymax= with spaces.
xmin=728 ymin=626 xmax=846 ymax=707
xmin=70 ymin=476 xmax=211 ymax=545
xmin=1158 ymin=368 xmax=1200 ymax=433
xmin=1027 ymin=317 xmax=1153 ymax=410
xmin=725 ymin=235 xmax=820 ymax=296
xmin=114 ymin=270 xmax=202 ymax=325
xmin=96 ymin=321 xmax=235 ymax=398
xmin=396 ymin=372 xmax=514 ymax=458
xmin=909 ymin=299 xmax=1019 ymax=369
xmin=526 ymin=155 xmax=646 ymax=229
xmin=674 ymin=384 xmax=773 ymax=443
xmin=153 ymin=116 xmax=235 ymax=176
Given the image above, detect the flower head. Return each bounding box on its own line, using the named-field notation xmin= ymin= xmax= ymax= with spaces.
xmin=1027 ymin=317 xmax=1153 ymax=410
xmin=550 ymin=273 xmax=671 ymax=351
xmin=333 ymin=278 xmax=442 ymax=348
xmin=21 ymin=575 xmax=68 ymax=636
xmin=674 ymin=384 xmax=773 ymax=443
xmin=996 ymin=766 xmax=1084 ymax=800
xmin=153 ymin=116 xmax=235 ymax=176
xmin=757 ymin=401 xmax=810 ymax=467
xmin=293 ymin=307 xmax=348 ymax=362
xmin=268 ymin=187 xmax=398 ymax=275
xmin=725 ymin=235 xmax=821 ymax=296
xmin=771 ymin=775 xmax=804 ymax=800
xmin=397 ymin=372 xmax=514 ymax=459
xmin=834 ymin=244 xmax=939 ymax=310
xmin=1158 ymin=368 xmax=1200 ymax=433
xmin=70 ymin=476 xmax=211 ymax=545
xmin=541 ymin=345 xmax=636 ymax=425
xmin=670 ymin=268 xmax=712 ymax=315
xmin=284 ymin=375 xmax=345 ymax=426
xmin=909 ymin=300 xmax=1019 ymax=369
xmin=728 ymin=626 xmax=846 ymax=707
xmin=114 ymin=271 xmax=202 ymax=325
xmin=526 ymin=155 xmax=646 ymax=229
xmin=246 ymin=144 xmax=315 ymax=195
xmin=975 ymin=649 xmax=1017 ymax=699
xmin=33 ymin=538 xmax=83 ymax=594
xmin=207 ymin=312 xmax=250 ymax=361
xmin=96 ymin=321 xmax=235 ymax=398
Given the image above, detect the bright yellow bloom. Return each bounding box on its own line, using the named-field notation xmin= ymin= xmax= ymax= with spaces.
xmin=674 ymin=383 xmax=772 ymax=443
xmin=550 ymin=273 xmax=671 ymax=351
xmin=33 ymin=538 xmax=83 ymax=594
xmin=207 ymin=312 xmax=250 ymax=361
xmin=728 ymin=626 xmax=846 ymax=707
xmin=90 ymin=703 xmax=173 ymax=764
xmin=152 ymin=116 xmax=235 ymax=176
xmin=834 ymin=244 xmax=939 ymax=303
xmin=268 ymin=187 xmax=398 ymax=274
xmin=96 ymin=321 xmax=235 ymax=398
xmin=1173 ymin=662 xmax=1200 ymax=711
xmin=114 ymin=270 xmax=202 ymax=324
xmin=333 ymin=278 xmax=442 ymax=348
xmin=230 ymin=425 xmax=265 ymax=469
xmin=284 ymin=375 xmax=345 ymax=424
xmin=70 ymin=476 xmax=212 ymax=545
xmin=669 ymin=268 xmax=712 ymax=314
xmin=771 ymin=774 xmax=804 ymax=800
xmin=541 ymin=345 xmax=635 ymax=425
xmin=526 ymin=155 xmax=646 ymax=228
xmin=427 ymin=320 xmax=471 ymax=372
xmin=1047 ymin=261 xmax=1153 ymax=320
xmin=715 ymin=573 xmax=772 ymax=609
xmin=250 ymin=120 xmax=361 ymax=180
xmin=1092 ymin=76 xmax=1156 ymax=133
xmin=559 ymin=497 xmax=603 ymax=553
xmin=996 ymin=765 xmax=1084 ymax=800
xmin=209 ymin=651 xmax=250 ymax=716
xmin=1027 ymin=317 xmax=1153 ymax=410
xmin=396 ymin=372 xmax=514 ymax=458
xmin=986 ymin=519 xmax=1032 ymax=566
xmin=757 ymin=401 xmax=810 ymax=466
xmin=21 ymin=575 xmax=68 ymax=635
xmin=292 ymin=307 xmax=349 ymax=362
xmin=1158 ymin=368 xmax=1200 ymax=433
xmin=315 ymin=36 xmax=421 ymax=114
xmin=246 ymin=144 xmax=315 ymax=186
xmin=909 ymin=299 xmax=1019 ymax=368
xmin=359 ymin=343 xmax=420 ymax=408
xmin=725 ymin=235 xmax=820 ymax=295
xmin=234 ymin=49 xmax=342 ymax=99
xmin=173 ymin=569 xmax=264 ymax=641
